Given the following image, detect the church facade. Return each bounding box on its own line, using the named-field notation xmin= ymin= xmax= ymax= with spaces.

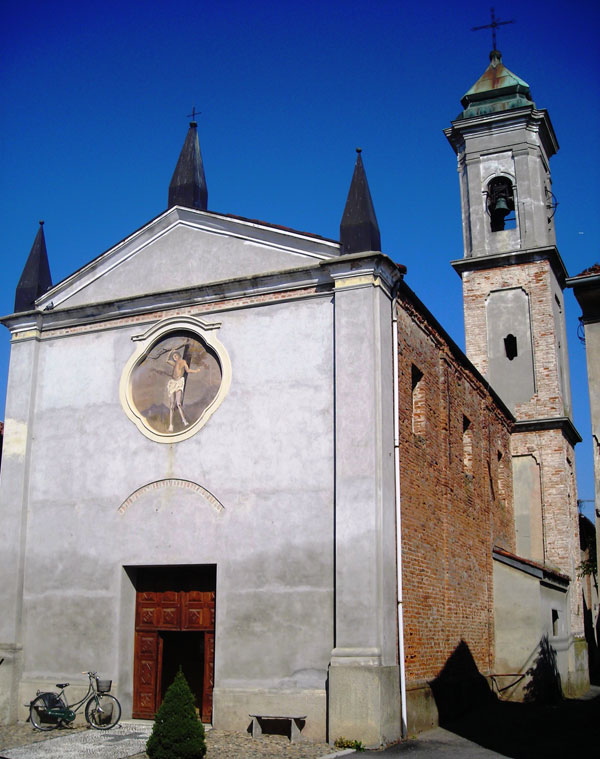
xmin=0 ymin=52 xmax=591 ymax=745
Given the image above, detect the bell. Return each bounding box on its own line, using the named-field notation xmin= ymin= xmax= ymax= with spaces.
xmin=493 ymin=197 xmax=509 ymax=216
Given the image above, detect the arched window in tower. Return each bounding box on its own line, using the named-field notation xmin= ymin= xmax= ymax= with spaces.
xmin=487 ymin=177 xmax=515 ymax=232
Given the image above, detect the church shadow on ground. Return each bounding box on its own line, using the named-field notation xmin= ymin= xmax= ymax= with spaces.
xmin=429 ymin=639 xmax=600 ymax=758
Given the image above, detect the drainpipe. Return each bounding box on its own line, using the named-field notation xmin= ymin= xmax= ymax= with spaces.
xmin=392 ymin=290 xmax=408 ymax=738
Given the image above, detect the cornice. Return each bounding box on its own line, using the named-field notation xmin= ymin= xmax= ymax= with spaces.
xmin=0 ymin=265 xmax=329 ymax=336
xmin=512 ymin=416 xmax=582 ymax=446
xmin=451 ymin=246 xmax=569 ymax=288
xmin=325 ymin=250 xmax=404 ymax=296
xmin=0 ymin=251 xmax=404 ymax=337
xmin=566 ymin=272 xmax=600 ymax=322
xmin=444 ymin=107 xmax=558 ymax=159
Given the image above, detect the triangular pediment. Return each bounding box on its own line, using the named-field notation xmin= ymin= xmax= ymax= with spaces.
xmin=37 ymin=207 xmax=340 ymax=311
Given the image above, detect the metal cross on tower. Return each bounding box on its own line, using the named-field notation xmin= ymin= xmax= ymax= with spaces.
xmin=187 ymin=106 xmax=201 ymax=122
xmin=471 ymin=7 xmax=515 ymax=51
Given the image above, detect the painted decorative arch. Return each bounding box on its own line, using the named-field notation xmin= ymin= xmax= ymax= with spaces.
xmin=118 ymin=478 xmax=225 ymax=514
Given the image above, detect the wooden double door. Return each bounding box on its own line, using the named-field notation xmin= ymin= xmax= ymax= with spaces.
xmin=132 ymin=566 xmax=215 ymax=722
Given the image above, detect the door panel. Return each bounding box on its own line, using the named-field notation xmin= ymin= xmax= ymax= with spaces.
xmin=157 ymin=603 xmax=181 ymax=629
xmin=202 ymin=632 xmax=215 ymax=723
xmin=182 ymin=590 xmax=215 ymax=630
xmin=183 ymin=606 xmax=211 ymax=629
xmin=136 ymin=603 xmax=160 ymax=628
xmin=133 ymin=631 xmax=159 ymax=719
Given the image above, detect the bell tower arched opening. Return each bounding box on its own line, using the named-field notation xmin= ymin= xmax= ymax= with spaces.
xmin=487 ymin=176 xmax=515 ymax=232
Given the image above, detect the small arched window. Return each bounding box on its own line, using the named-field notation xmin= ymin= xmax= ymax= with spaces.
xmin=487 ymin=177 xmax=515 ymax=232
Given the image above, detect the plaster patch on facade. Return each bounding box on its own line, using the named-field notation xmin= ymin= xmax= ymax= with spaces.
xmin=2 ymin=419 xmax=28 ymax=458
xmin=11 ymin=329 xmax=40 ymax=342
xmin=333 ymin=274 xmax=381 ymax=290
xmin=118 ymin=478 xmax=225 ymax=514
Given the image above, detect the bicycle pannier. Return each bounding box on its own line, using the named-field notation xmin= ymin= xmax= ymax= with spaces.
xmin=41 ymin=692 xmax=65 ymax=710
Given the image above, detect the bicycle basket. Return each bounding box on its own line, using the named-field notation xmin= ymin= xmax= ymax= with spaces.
xmin=96 ymin=678 xmax=112 ymax=693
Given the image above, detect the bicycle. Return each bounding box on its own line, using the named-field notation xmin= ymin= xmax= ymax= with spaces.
xmin=29 ymin=671 xmax=121 ymax=731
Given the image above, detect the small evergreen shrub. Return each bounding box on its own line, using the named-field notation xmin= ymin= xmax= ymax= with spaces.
xmin=146 ymin=670 xmax=206 ymax=759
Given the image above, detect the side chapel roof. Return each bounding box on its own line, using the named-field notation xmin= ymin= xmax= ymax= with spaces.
xmin=566 ymin=263 xmax=600 ymax=321
xmin=572 ymin=263 xmax=600 ymax=278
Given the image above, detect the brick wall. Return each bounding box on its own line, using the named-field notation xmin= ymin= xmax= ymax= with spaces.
xmin=462 ymin=259 xmax=567 ymax=421
xmin=396 ymin=288 xmax=514 ymax=684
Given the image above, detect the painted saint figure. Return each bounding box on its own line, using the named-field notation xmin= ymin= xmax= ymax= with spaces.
xmin=166 ymin=350 xmax=202 ymax=431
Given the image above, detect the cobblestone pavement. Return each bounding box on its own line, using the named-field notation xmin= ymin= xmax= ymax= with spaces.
xmin=0 ymin=722 xmax=87 ymax=750
xmin=0 ymin=722 xmax=346 ymax=759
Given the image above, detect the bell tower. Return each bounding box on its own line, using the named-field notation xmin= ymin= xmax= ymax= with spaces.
xmin=444 ymin=49 xmax=573 ymax=424
xmin=449 ymin=50 xmax=558 ymax=260
xmin=445 ymin=51 xmax=588 ymax=695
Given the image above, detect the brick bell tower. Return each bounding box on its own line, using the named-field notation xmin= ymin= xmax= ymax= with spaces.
xmin=445 ymin=50 xmax=589 ymax=695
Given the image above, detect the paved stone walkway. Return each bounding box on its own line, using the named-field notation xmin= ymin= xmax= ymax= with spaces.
xmin=0 ymin=721 xmax=345 ymax=759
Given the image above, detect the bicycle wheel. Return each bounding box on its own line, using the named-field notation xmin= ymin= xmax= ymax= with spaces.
xmin=29 ymin=694 xmax=61 ymax=731
xmin=85 ymin=693 xmax=121 ymax=729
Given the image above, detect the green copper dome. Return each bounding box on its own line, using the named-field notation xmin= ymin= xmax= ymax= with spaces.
xmin=458 ymin=51 xmax=534 ymax=119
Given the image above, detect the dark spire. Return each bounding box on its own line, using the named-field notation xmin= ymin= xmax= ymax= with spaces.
xmin=168 ymin=121 xmax=208 ymax=211
xmin=340 ymin=149 xmax=381 ymax=254
xmin=14 ymin=221 xmax=52 ymax=312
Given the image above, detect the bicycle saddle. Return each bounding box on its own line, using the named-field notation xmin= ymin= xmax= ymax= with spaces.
xmin=56 ymin=682 xmax=69 ymax=688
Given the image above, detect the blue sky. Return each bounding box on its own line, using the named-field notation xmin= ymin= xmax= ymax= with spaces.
xmin=1 ymin=0 xmax=598 ymax=519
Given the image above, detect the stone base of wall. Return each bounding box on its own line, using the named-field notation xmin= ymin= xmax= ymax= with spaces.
xmin=0 ymin=644 xmax=22 ymax=725
xmin=405 ymin=680 xmax=438 ymax=735
xmin=564 ymin=636 xmax=590 ymax=698
xmin=212 ymin=687 xmax=327 ymax=742
xmin=328 ymin=664 xmax=401 ymax=748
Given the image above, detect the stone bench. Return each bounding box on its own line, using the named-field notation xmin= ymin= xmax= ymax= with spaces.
xmin=249 ymin=714 xmax=307 ymax=743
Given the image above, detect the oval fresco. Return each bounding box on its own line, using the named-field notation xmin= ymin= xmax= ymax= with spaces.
xmin=130 ymin=330 xmax=222 ymax=435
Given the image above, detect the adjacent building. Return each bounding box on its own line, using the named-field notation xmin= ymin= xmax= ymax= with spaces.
xmin=567 ymin=264 xmax=600 ymax=681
